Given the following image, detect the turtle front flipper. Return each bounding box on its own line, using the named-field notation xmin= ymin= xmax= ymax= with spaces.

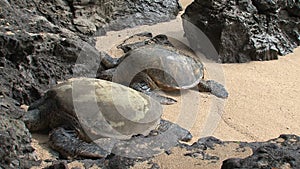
xmin=97 ymin=68 xmax=116 ymax=81
xmin=149 ymin=92 xmax=177 ymax=105
xmin=152 ymin=119 xmax=193 ymax=142
xmin=198 ymin=80 xmax=229 ymax=98
xmin=100 ymin=52 xmax=120 ymax=69
xmin=49 ymin=127 xmax=110 ymax=159
xmin=130 ymin=72 xmax=177 ymax=105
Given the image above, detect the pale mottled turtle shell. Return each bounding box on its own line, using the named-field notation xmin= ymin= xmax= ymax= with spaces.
xmin=45 ymin=78 xmax=162 ymax=140
xmin=114 ymin=45 xmax=204 ymax=91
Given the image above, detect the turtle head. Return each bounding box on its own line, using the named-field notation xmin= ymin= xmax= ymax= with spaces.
xmin=22 ymin=109 xmax=48 ymax=131
xmin=22 ymin=97 xmax=52 ymax=132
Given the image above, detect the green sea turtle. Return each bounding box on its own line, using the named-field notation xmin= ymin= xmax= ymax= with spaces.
xmin=98 ymin=34 xmax=228 ymax=105
xmin=23 ymin=78 xmax=192 ymax=159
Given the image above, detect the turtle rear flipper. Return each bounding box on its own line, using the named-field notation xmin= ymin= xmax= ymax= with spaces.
xmin=198 ymin=80 xmax=229 ymax=98
xmin=131 ymin=82 xmax=177 ymax=105
xmin=130 ymin=73 xmax=177 ymax=105
xmin=49 ymin=127 xmax=110 ymax=159
xmin=148 ymin=92 xmax=177 ymax=105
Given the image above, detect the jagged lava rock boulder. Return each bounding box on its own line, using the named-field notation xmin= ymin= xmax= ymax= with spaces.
xmin=0 ymin=96 xmax=39 ymax=169
xmin=222 ymin=134 xmax=300 ymax=169
xmin=182 ymin=0 xmax=300 ymax=63
xmin=0 ymin=0 xmax=105 ymax=105
xmin=33 ymin=0 xmax=182 ymax=35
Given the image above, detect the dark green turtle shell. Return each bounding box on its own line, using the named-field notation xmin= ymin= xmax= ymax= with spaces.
xmin=26 ymin=78 xmax=162 ymax=141
xmin=113 ymin=45 xmax=204 ymax=91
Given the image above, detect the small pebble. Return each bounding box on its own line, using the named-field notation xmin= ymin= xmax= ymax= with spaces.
xmin=20 ymin=104 xmax=29 ymax=112
xmin=165 ymin=150 xmax=172 ymax=155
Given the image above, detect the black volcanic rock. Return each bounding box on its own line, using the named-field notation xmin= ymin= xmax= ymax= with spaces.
xmin=221 ymin=134 xmax=300 ymax=169
xmin=182 ymin=0 xmax=300 ymax=63
xmin=0 ymin=96 xmax=40 ymax=169
xmin=0 ymin=2 xmax=102 ymax=167
xmin=0 ymin=31 xmax=89 ymax=105
xmin=176 ymin=135 xmax=300 ymax=169
xmin=30 ymin=0 xmax=181 ymax=36
xmin=0 ymin=0 xmax=103 ymax=105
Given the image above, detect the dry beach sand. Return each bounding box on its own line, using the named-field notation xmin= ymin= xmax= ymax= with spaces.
xmin=31 ymin=0 xmax=300 ymax=168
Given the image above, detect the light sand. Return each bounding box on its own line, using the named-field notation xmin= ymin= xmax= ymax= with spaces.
xmin=133 ymin=143 xmax=252 ymax=169
xmin=216 ymin=48 xmax=300 ymax=141
xmin=31 ymin=0 xmax=299 ymax=168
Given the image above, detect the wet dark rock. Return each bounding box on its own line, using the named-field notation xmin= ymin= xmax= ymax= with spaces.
xmin=183 ymin=136 xmax=224 ymax=151
xmin=0 ymin=30 xmax=89 ymax=105
xmin=178 ymin=136 xmax=223 ymax=162
xmin=177 ymin=135 xmax=300 ymax=169
xmin=182 ymin=0 xmax=300 ymax=63
xmin=0 ymin=93 xmax=39 ymax=169
xmin=105 ymin=157 xmax=159 ymax=169
xmin=80 ymin=159 xmax=106 ymax=169
xmin=221 ymin=134 xmax=300 ymax=169
xmin=0 ymin=95 xmax=24 ymax=119
xmin=21 ymin=0 xmax=181 ymax=36
xmin=116 ymin=32 xmax=174 ymax=53
xmin=106 ymin=155 xmax=146 ymax=169
xmin=0 ymin=114 xmax=40 ymax=169
xmin=43 ymin=161 xmax=68 ymax=169
xmin=184 ymin=151 xmax=220 ymax=161
xmin=148 ymin=161 xmax=160 ymax=169
xmin=0 ymin=0 xmax=101 ymax=105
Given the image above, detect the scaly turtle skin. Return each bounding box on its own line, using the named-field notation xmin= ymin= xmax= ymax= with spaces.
xmin=23 ymin=78 xmax=192 ymax=159
xmin=98 ymin=34 xmax=228 ymax=104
